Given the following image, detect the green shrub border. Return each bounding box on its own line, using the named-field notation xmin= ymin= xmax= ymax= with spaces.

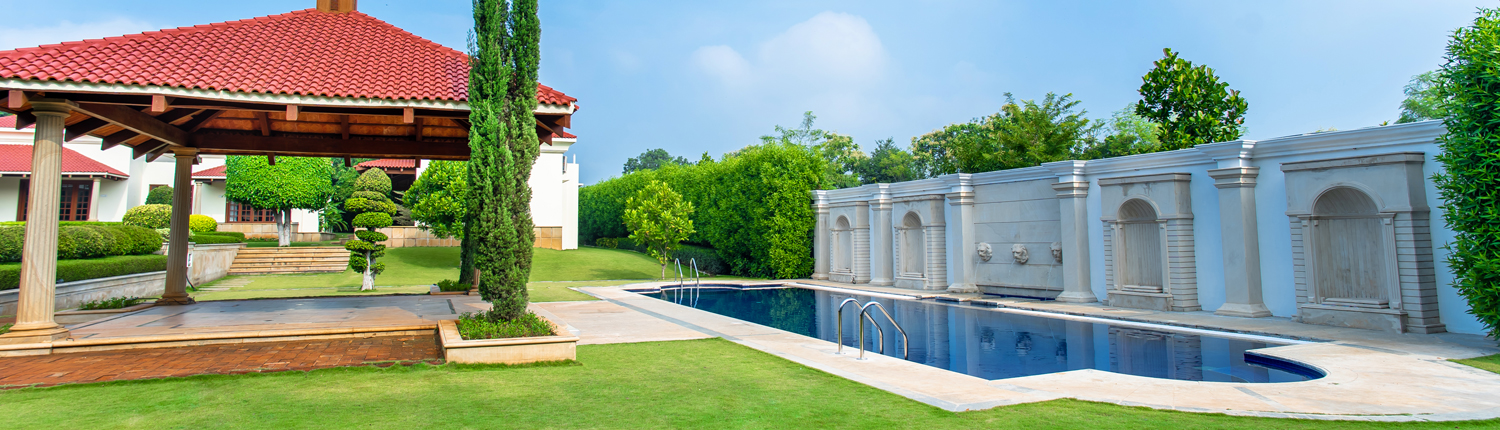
xmin=0 ymin=254 xmax=168 ymax=291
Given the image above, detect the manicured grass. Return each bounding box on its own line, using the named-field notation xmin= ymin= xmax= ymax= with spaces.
xmin=3 ymin=338 xmax=1494 ymax=429
xmin=530 ymin=246 xmax=666 ymax=281
xmin=1454 ymin=354 xmax=1500 ymax=374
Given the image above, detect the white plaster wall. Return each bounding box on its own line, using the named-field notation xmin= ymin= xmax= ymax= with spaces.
xmin=198 ymin=181 xmax=228 ymax=221
xmin=971 ymin=179 xmax=1064 ymax=291
xmin=528 ymin=138 xmax=579 ymax=250
xmin=0 ymin=177 xmax=19 ymax=222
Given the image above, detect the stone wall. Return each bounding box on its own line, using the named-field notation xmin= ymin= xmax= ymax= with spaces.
xmin=187 ymin=243 xmax=241 ymax=286
xmin=376 ymin=226 xmax=567 ymax=249
xmin=812 ymin=121 xmax=1483 ymax=335
xmin=0 ymin=271 xmax=165 ymax=315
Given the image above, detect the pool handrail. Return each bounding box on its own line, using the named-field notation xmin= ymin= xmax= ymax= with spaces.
xmin=860 ymin=301 xmax=908 ymax=360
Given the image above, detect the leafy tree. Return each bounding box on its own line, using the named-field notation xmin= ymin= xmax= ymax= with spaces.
xmin=858 ymin=138 xmax=920 ymax=184
xmin=343 ymin=169 xmax=398 ymax=291
xmin=145 ymin=186 xmax=173 ymax=206
xmin=623 ymin=180 xmax=696 ymax=279
xmin=224 ymin=156 xmax=333 ymax=246
xmin=407 ymin=160 xmax=469 ymax=240
xmin=465 ymin=0 xmax=541 ymax=320
xmin=762 ymin=111 xmax=865 ymax=188
xmin=1397 ymin=71 xmax=1448 ymax=124
xmin=1076 ymin=106 xmax=1162 ymax=159
xmin=1434 ymin=8 xmax=1500 ymax=339
xmin=1135 ymin=48 xmax=1248 ymax=150
xmin=623 ymin=149 xmax=688 ymax=174
xmin=909 ymin=93 xmax=1098 ymax=174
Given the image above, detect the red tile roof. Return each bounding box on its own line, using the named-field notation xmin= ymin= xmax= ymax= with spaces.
xmin=0 ymin=116 xmax=30 ymax=129
xmin=0 ymin=8 xmax=576 ymax=106
xmin=0 ymin=144 xmax=127 ymax=178
xmin=192 ymin=164 xmax=227 ymax=179
xmin=357 ymin=159 xmax=415 ymax=169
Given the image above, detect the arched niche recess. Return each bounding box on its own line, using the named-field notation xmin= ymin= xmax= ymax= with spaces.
xmin=898 ymin=212 xmax=925 ymax=278
xmin=1117 ymin=199 xmax=1166 ymax=293
xmin=1098 ymin=173 xmax=1198 ymax=312
xmin=831 ymin=215 xmax=853 ymax=276
xmin=1281 ymin=152 xmax=1444 ymax=333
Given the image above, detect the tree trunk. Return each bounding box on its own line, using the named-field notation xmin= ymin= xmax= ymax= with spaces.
xmin=362 ymin=250 xmax=375 ymax=291
xmin=276 ymin=209 xmax=291 ymax=247
xmin=661 ymin=263 xmax=666 ymax=280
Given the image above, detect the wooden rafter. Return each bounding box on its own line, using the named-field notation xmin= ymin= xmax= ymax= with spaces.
xmin=190 ymin=133 xmax=469 ymax=160
xmin=101 ymin=131 xmax=138 ymax=151
xmin=254 ymin=111 xmax=271 ymax=136
xmin=178 ymin=109 xmax=226 ymax=132
xmin=132 ymin=140 xmax=170 ymax=159
xmin=71 ymin=103 xmax=188 ymax=147
xmin=64 ymin=118 xmax=111 ymax=142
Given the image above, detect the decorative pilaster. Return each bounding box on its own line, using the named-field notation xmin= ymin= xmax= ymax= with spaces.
xmin=0 ymin=99 xmax=75 ymax=345
xmin=925 ymin=218 xmax=947 ymax=291
xmin=944 ymin=174 xmax=977 ymax=293
xmin=1209 ymin=167 xmax=1272 ymax=317
xmin=87 ymin=177 xmax=102 ymax=221
xmin=812 ymin=193 xmax=830 ymax=280
xmin=869 ymin=186 xmax=894 ymax=286
xmin=158 ymin=148 xmax=199 ymax=306
xmin=852 ymin=201 xmax=871 ymax=284
xmin=1052 ymin=181 xmax=1097 ymax=302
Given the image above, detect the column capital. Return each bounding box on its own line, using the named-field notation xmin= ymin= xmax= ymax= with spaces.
xmin=26 ymin=98 xmax=77 ymax=117
xmin=171 ymin=146 xmax=200 ymax=157
xmin=1196 ymin=140 xmax=1258 ymax=169
xmin=945 ymin=191 xmax=974 ymax=206
xmin=1052 ymin=181 xmax=1089 ymax=198
xmin=1208 ymin=166 xmax=1259 ymax=189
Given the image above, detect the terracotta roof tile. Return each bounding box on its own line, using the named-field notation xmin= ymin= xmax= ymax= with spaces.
xmin=0 ymin=116 xmax=30 ymax=129
xmin=0 ymin=144 xmax=128 ymax=177
xmin=357 ymin=159 xmax=415 ymax=169
xmin=0 ymin=9 xmax=577 ymax=105
xmin=192 ymin=164 xmax=226 ymax=179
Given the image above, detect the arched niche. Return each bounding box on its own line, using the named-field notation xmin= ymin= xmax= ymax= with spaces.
xmin=1281 ymin=152 xmax=1443 ymax=333
xmin=898 ymin=212 xmax=924 ymax=277
xmin=1117 ymin=199 xmax=1165 ymax=293
xmin=831 ymin=215 xmax=853 ymax=275
xmin=1098 ymin=173 xmax=1197 ymax=312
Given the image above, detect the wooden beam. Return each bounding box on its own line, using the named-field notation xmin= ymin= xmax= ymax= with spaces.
xmin=178 ymin=109 xmax=226 ymax=132
xmin=152 ymin=108 xmax=201 ymax=125
xmin=190 ymin=133 xmax=470 ymax=160
xmin=64 ymin=118 xmax=111 ymax=142
xmin=132 ymin=140 xmax=169 ymax=159
xmin=413 ymin=118 xmax=424 ymax=142
xmin=254 ymin=111 xmax=271 ymax=136
xmin=343 ymin=156 xmax=352 ymax=167
xmin=402 ymin=107 xmax=415 ymax=124
xmin=286 ymin=105 xmax=299 ymax=121
xmin=267 ymin=154 xmax=276 ymax=166
xmin=341 ymin=115 xmax=350 ymax=139
xmin=71 ymin=103 xmax=188 ymax=147
xmin=150 ymin=95 xmax=169 ymax=114
xmin=101 ymin=131 xmax=138 ymax=151
xmin=145 ymin=144 xmax=172 ymax=163
xmin=14 ymin=111 xmax=36 ymax=130
xmin=7 ymin=90 xmax=23 ymax=109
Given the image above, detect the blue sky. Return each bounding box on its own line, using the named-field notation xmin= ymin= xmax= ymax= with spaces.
xmin=0 ymin=0 xmax=1485 ymax=184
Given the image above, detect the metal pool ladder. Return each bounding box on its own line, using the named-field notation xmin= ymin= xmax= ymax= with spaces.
xmin=836 ymin=298 xmax=908 ymax=360
xmin=671 ymin=258 xmax=702 ymax=306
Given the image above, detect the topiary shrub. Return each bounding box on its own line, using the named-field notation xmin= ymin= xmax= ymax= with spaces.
xmin=146 ymin=186 xmax=174 ymax=205
xmin=123 ymin=204 xmax=173 ymax=229
xmin=344 ymin=172 xmax=398 ymax=291
xmin=189 ymin=214 xmax=217 ymax=233
xmin=353 ymin=168 xmax=393 ymax=196
xmin=0 ymin=225 xmax=161 ymax=263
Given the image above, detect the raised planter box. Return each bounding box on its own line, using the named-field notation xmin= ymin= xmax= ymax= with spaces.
xmin=436 ymin=318 xmax=578 ymax=364
xmin=429 ymin=285 xmax=468 ymax=296
xmin=0 ymin=271 xmax=165 ymax=316
xmin=53 ymin=303 xmax=155 ymax=325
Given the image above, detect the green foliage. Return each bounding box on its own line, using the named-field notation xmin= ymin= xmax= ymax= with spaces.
xmin=0 ymin=221 xmax=121 ymax=227
xmin=857 ymin=138 xmax=920 ymax=184
xmin=0 ymin=254 xmax=167 ymax=291
xmin=1434 ymin=8 xmax=1500 ymax=339
xmin=1397 ymin=70 xmax=1449 ymax=124
xmin=436 ymin=279 xmax=472 ymax=292
xmin=594 ymin=238 xmax=619 ymax=249
xmin=465 ymin=0 xmax=541 ymax=320
xmin=194 ymin=231 xmax=246 ymax=240
xmin=407 ymin=160 xmax=469 ymax=239
xmin=1076 ymin=106 xmax=1163 ymax=160
xmin=761 ymin=112 xmax=865 ymax=189
xmin=623 ymin=148 xmax=689 ymax=174
xmin=190 ymin=233 xmax=243 ymax=244
xmin=145 ymin=186 xmax=174 ymax=205
xmin=189 ymin=214 xmax=217 ymax=233
xmin=911 ymin=93 xmax=1099 ymax=174
xmin=355 ymin=230 xmax=389 ymax=243
xmin=122 ymin=204 xmax=173 ymax=229
xmin=353 ymin=212 xmax=393 ymax=229
xmin=670 ymin=245 xmax=726 ymax=276
xmin=623 ymin=181 xmax=696 ymax=277
xmin=456 ymin=310 xmax=554 ymax=340
xmin=0 ymin=225 xmax=161 ymax=262
xmin=225 ymin=156 xmax=335 ymax=212
xmin=354 ymin=168 xmax=394 ymax=196
xmin=1135 ymin=48 xmax=1248 ymax=150
xmin=77 ymin=296 xmax=148 ymax=310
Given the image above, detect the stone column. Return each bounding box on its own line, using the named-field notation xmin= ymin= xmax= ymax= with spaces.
xmin=1052 ymin=181 xmax=1097 ymax=302
xmin=869 ymin=186 xmax=894 ymax=286
xmin=158 ymin=148 xmax=199 ymax=306
xmin=1209 ymin=167 xmax=1271 ymax=317
xmin=924 ymin=200 xmax=948 ymax=291
xmin=87 ymin=177 xmax=102 ymax=221
xmin=945 ymin=175 xmax=977 ymax=293
xmin=0 ymin=99 xmax=74 ymax=345
xmin=852 ymin=201 xmax=871 ymax=284
xmin=812 ymin=193 xmax=830 ymax=280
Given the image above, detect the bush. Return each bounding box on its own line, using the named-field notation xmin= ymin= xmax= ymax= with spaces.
xmin=146 ymin=186 xmax=174 ymax=205
xmin=190 ymin=233 xmax=243 ymax=244
xmin=0 ymin=225 xmax=161 ymax=263
xmin=194 ymin=231 xmax=246 ymax=241
xmin=455 ymin=310 xmax=553 ymax=340
xmin=0 ymin=221 xmax=121 ymax=227
xmin=77 ymin=296 xmax=149 ymax=310
xmin=595 ymin=238 xmax=618 ymax=249
xmin=354 ymin=168 xmax=393 ymax=196
xmin=189 ymin=214 xmax=217 ymax=233
xmin=436 ymin=279 xmax=471 ymax=292
xmin=353 ymin=212 xmax=393 ymax=229
xmin=673 ymin=246 xmax=726 ymax=276
xmin=0 ymin=254 xmax=168 ymax=290
xmin=123 ymin=204 xmax=173 ymax=229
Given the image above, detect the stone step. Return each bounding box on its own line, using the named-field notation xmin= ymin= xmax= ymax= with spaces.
xmin=228 ymin=267 xmax=347 ymax=275
xmin=231 ymin=257 xmax=348 ymax=264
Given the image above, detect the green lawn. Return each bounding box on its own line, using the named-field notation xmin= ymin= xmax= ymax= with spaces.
xmin=3 ymin=338 xmax=1492 ymax=429
xmin=1454 ymin=354 xmax=1500 ymax=374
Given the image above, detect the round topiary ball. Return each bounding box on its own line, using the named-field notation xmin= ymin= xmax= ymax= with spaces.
xmin=145 ymin=186 xmax=174 ymax=205
xmin=122 ymin=204 xmax=173 ymax=229
xmin=189 ymin=214 xmax=217 ymax=233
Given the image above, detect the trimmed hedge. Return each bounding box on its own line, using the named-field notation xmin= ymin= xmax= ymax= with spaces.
xmin=189 ymin=214 xmax=217 ymax=233
xmin=0 ymin=225 xmax=160 ymax=263
xmin=195 ymin=231 xmax=246 ymax=240
xmin=0 ymin=254 xmax=167 ymax=291
xmin=190 ymin=233 xmax=244 ymax=244
xmin=0 ymin=221 xmax=122 ymax=227
xmin=123 ymin=204 xmax=173 ymax=229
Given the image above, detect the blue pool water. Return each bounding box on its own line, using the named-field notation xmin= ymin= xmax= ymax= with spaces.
xmin=644 ymin=286 xmax=1322 ymax=383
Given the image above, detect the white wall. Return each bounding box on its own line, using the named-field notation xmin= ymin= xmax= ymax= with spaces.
xmin=0 ymin=177 xmax=19 ymax=222
xmin=528 ymin=137 xmax=580 ymax=250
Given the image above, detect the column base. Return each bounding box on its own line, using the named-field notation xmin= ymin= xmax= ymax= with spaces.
xmin=155 ymin=296 xmax=198 ymax=306
xmin=946 ymin=283 xmax=978 ymax=293
xmin=812 ymin=274 xmax=829 ymax=280
xmin=1054 ymin=290 xmax=1098 ymax=303
xmin=1215 ymin=302 xmax=1273 ymax=318
xmin=0 ymin=326 xmax=70 ymax=345
xmin=469 ymin=287 xmax=480 ymax=296
xmin=868 ymin=278 xmax=893 ymax=287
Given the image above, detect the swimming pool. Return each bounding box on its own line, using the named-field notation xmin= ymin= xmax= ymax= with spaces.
xmin=641 ymin=285 xmax=1322 ymax=383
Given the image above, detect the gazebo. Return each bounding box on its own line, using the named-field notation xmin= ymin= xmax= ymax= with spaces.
xmin=0 ymin=0 xmax=576 ymax=345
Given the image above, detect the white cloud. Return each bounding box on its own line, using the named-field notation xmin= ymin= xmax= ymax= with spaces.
xmin=690 ymin=45 xmax=752 ymax=88
xmin=0 ymin=18 xmax=156 ymax=51
xmin=692 ymin=11 xmax=888 ymax=93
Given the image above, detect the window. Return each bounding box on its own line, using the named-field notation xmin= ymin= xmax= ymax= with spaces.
xmin=17 ymin=179 xmax=93 ymax=221
xmin=227 ymin=201 xmax=277 ymax=223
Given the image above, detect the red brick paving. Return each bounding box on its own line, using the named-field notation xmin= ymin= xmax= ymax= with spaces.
xmin=0 ymin=335 xmax=443 ymax=388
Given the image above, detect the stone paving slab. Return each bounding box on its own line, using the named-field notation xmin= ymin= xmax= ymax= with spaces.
xmin=0 ymin=334 xmax=442 ymax=388
xmin=65 ymin=295 xmax=488 ymax=340
xmin=531 ymin=300 xmax=711 ymax=345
